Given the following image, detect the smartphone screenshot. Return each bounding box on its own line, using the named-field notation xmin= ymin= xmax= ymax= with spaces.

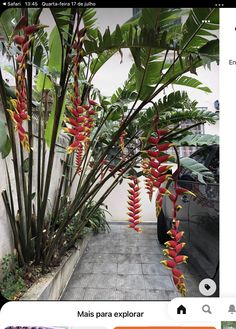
xmin=0 ymin=0 xmax=234 ymax=309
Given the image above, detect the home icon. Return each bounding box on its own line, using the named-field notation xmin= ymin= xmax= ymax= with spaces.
xmin=177 ymin=305 xmax=187 ymax=314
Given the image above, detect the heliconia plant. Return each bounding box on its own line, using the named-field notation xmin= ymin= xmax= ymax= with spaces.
xmin=0 ymin=7 xmax=219 ymax=299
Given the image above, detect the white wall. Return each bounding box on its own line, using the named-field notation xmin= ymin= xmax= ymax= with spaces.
xmin=94 ymin=175 xmax=157 ymax=223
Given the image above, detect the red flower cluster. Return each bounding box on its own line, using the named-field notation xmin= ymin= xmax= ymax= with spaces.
xmin=64 ymin=28 xmax=98 ymax=157
xmin=64 ymin=100 xmax=97 ymax=154
xmin=75 ymin=143 xmax=83 ymax=174
xmin=8 ymin=17 xmax=47 ymax=151
xmin=127 ymin=176 xmax=142 ymax=232
xmin=161 ymin=185 xmax=195 ymax=296
xmin=144 ymin=129 xmax=191 ymax=295
xmin=145 ymin=130 xmax=174 ymax=216
xmin=142 ymin=159 xmax=155 ymax=201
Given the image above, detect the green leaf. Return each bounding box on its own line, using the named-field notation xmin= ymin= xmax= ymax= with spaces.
xmin=199 ymin=39 xmax=219 ymax=62
xmin=90 ymin=50 xmax=117 ymax=76
xmin=180 ymin=157 xmax=215 ymax=183
xmin=35 ymin=71 xmax=53 ymax=92
xmin=0 ymin=121 xmax=8 ymax=151
xmin=34 ymin=45 xmax=44 ymax=67
xmin=172 ymin=75 xmax=212 ymax=92
xmin=0 ymin=121 xmax=11 ymax=159
xmin=3 ymin=82 xmax=16 ymax=99
xmin=0 ymin=8 xmax=21 ymax=40
xmin=135 ymin=60 xmax=164 ymax=100
xmin=176 ymin=134 xmax=219 ymax=147
xmin=48 ymin=26 xmax=62 ymax=73
xmin=81 ymin=8 xmax=97 ymax=29
xmin=181 ymin=8 xmax=219 ymax=49
xmin=1 ymin=136 xmax=11 ymax=158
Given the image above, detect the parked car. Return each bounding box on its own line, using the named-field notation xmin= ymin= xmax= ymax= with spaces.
xmin=157 ymin=144 xmax=219 ymax=285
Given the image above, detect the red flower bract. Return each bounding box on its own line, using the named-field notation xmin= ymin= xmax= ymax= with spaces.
xmin=126 ymin=176 xmax=142 ymax=232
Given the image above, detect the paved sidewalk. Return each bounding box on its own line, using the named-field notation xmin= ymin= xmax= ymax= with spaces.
xmin=61 ymin=223 xmax=201 ymax=300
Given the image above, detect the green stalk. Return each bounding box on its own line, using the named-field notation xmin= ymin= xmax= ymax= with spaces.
xmin=2 ymin=190 xmax=25 ymax=265
xmin=19 ymin=145 xmax=28 ymax=242
xmin=4 ymin=162 xmax=25 ymax=264
xmin=36 ymin=80 xmax=47 ymax=260
xmin=26 ymin=47 xmax=34 ymax=256
xmin=0 ymin=69 xmax=24 ymax=231
xmin=40 ymin=90 xmax=49 ymax=199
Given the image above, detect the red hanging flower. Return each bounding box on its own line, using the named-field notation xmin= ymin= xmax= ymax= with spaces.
xmin=75 ymin=143 xmax=83 ymax=174
xmin=160 ymin=182 xmax=195 ymax=296
xmin=127 ymin=176 xmax=142 ymax=233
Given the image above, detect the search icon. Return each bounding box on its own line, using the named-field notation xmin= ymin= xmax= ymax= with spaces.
xmin=202 ymin=304 xmax=212 ymax=314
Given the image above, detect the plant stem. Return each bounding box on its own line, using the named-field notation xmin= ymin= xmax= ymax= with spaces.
xmin=0 ymin=69 xmax=24 ymax=245
xmin=26 ymin=54 xmax=33 ymax=254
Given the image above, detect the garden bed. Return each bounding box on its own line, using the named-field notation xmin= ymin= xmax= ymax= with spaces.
xmin=20 ymin=233 xmax=91 ymax=300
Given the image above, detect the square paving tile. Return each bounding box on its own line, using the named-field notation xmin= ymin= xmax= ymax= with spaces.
xmin=118 ymin=263 xmax=142 ymax=275
xmin=116 ymin=245 xmax=139 ymax=254
xmin=92 ymin=262 xmax=117 ymax=274
xmin=83 ymin=252 xmax=118 ymax=263
xmin=83 ymin=288 xmax=117 ymax=300
xmin=68 ymin=273 xmax=94 ymax=288
xmin=140 ymin=253 xmax=163 ymax=263
xmin=118 ymin=253 xmax=142 ymax=264
xmin=142 ymin=263 xmax=170 ymax=276
xmin=89 ymin=273 xmax=117 ymax=289
xmin=144 ymin=275 xmax=175 ymax=290
xmin=74 ymin=262 xmax=94 ymax=274
xmin=139 ymin=244 xmax=163 ymax=253
xmin=117 ymin=274 xmax=146 ymax=290
xmin=137 ymin=239 xmax=158 ymax=247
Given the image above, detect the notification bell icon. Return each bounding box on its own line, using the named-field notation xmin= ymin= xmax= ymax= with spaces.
xmin=228 ymin=304 xmax=236 ymax=314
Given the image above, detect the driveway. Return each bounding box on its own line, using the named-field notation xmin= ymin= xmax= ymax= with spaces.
xmin=61 ymin=223 xmax=201 ymax=300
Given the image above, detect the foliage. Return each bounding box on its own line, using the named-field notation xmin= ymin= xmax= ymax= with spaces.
xmin=0 ymin=7 xmax=219 ymax=295
xmin=180 ymin=157 xmax=216 ymax=184
xmin=0 ymin=254 xmax=26 ymax=300
xmin=85 ymin=202 xmax=111 ymax=234
xmin=175 ymin=133 xmax=219 ymax=146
